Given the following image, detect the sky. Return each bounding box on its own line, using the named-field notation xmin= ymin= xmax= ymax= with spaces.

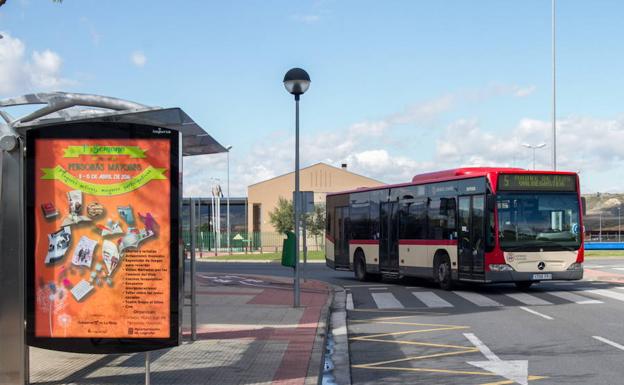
xmin=1 ymin=0 xmax=624 ymax=197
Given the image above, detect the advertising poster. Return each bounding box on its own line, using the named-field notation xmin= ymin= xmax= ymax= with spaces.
xmin=26 ymin=124 xmax=180 ymax=352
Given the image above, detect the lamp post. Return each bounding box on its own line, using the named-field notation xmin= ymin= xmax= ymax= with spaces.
xmin=226 ymin=145 xmax=232 ymax=254
xmin=552 ymin=0 xmax=557 ymax=170
xmin=283 ymin=67 xmax=311 ymax=308
xmin=618 ymin=205 xmax=621 ymax=243
xmin=522 ymin=143 xmax=546 ymax=170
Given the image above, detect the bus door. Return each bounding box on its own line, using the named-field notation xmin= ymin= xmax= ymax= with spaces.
xmin=458 ymin=195 xmax=485 ymax=278
xmin=379 ymin=202 xmax=399 ymax=272
xmin=334 ymin=206 xmax=350 ymax=268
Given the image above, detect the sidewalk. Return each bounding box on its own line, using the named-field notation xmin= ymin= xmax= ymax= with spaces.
xmin=29 ymin=273 xmax=332 ymax=385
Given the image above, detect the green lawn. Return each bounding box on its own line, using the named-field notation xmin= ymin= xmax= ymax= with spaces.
xmin=202 ymin=250 xmax=326 ymax=261
xmin=584 ymin=250 xmax=624 ymax=258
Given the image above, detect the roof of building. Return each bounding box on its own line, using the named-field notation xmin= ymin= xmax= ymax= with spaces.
xmin=247 ymin=162 xmax=384 ymax=188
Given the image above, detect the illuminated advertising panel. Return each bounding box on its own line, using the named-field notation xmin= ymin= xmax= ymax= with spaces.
xmin=498 ymin=173 xmax=577 ymax=192
xmin=26 ymin=122 xmax=181 ymax=353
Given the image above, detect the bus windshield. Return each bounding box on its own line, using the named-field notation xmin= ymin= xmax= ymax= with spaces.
xmin=496 ymin=192 xmax=581 ymax=251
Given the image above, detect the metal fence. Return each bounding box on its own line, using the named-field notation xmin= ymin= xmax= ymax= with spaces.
xmin=181 ymin=231 xmax=325 ymax=253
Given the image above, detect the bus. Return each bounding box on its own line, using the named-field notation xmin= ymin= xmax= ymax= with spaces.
xmin=325 ymin=167 xmax=584 ymax=289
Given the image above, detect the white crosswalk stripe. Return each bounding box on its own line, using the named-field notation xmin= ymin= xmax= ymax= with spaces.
xmin=412 ymin=291 xmax=453 ymax=308
xmin=504 ymin=292 xmax=552 ymax=306
xmin=346 ymin=293 xmax=354 ymax=310
xmin=587 ymin=289 xmax=624 ymax=303
xmin=453 ymin=291 xmax=503 ymax=307
xmin=547 ymin=291 xmax=603 ymax=304
xmin=371 ymin=292 xmax=404 ymax=309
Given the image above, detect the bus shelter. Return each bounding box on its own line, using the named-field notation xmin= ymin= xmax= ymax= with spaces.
xmin=0 ymin=92 xmax=226 ymax=385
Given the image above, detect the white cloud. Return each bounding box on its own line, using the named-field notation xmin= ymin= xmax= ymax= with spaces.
xmin=0 ymin=32 xmax=72 ymax=96
xmin=182 ymin=83 xmax=614 ymax=197
xmin=513 ymin=85 xmax=536 ymax=97
xmin=131 ymin=51 xmax=147 ymax=68
xmin=291 ymin=14 xmax=320 ymax=24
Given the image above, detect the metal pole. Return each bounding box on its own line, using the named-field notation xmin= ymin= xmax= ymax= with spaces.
xmin=145 ymin=351 xmax=151 ymax=385
xmin=227 ymin=149 xmax=231 ymax=254
xmin=552 ymin=0 xmax=557 ymax=170
xmin=599 ymin=213 xmax=602 ymax=242
xmin=190 ymin=198 xmax=197 ymax=341
xmin=212 ymin=193 xmax=216 ymax=256
xmin=302 ymin=210 xmax=307 ymax=281
xmin=532 ymin=148 xmax=536 ymax=170
xmin=294 ymin=96 xmax=301 ymax=307
xmin=198 ymin=199 xmax=202 ymax=258
xmin=619 ymin=206 xmax=621 ymax=242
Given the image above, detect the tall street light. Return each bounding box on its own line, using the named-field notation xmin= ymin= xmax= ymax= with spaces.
xmin=226 ymin=145 xmax=232 ymax=254
xmin=552 ymin=0 xmax=557 ymax=170
xmin=283 ymin=67 xmax=310 ymax=307
xmin=522 ymin=143 xmax=546 ymax=170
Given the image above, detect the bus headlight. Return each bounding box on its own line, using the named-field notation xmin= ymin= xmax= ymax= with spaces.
xmin=489 ymin=264 xmax=514 ymax=272
xmin=567 ymin=263 xmax=583 ymax=271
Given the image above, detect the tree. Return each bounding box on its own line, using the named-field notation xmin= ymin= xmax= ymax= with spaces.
xmin=269 ymin=197 xmax=293 ymax=234
xmin=306 ymin=204 xmax=326 ymax=250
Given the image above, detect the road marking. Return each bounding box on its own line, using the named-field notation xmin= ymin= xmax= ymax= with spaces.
xmin=546 ymin=291 xmax=603 ymax=304
xmin=593 ymin=336 xmax=624 ymax=351
xmin=369 ymin=287 xmax=388 ymax=291
xmin=346 ymin=293 xmax=354 ymax=310
xmin=613 ymin=267 xmax=624 ymax=271
xmin=587 ymin=289 xmax=624 ymax=302
xmin=519 ymin=306 xmax=553 ymax=320
xmin=343 ymin=284 xmax=391 ymax=288
xmin=371 ymin=292 xmax=404 ymax=309
xmin=454 ymin=291 xmax=503 ymax=307
xmin=590 ymin=282 xmax=608 ymax=285
xmin=464 ymin=333 xmax=529 ymax=385
xmin=412 ymin=291 xmax=453 ymax=308
xmin=505 ymin=292 xmax=552 ymax=306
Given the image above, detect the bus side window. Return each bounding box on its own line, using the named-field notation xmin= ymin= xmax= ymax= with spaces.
xmin=485 ymin=194 xmax=495 ymax=251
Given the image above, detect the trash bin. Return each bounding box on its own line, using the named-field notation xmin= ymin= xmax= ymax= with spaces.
xmin=281 ymin=231 xmax=296 ymax=267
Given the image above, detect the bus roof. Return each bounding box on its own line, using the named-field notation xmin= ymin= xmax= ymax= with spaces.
xmin=327 ymin=167 xmax=578 ymax=197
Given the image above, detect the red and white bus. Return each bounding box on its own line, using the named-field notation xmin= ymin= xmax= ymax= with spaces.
xmin=325 ymin=167 xmax=584 ymax=289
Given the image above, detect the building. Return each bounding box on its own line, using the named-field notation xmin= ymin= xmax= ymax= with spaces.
xmin=247 ymin=162 xmax=384 ymax=247
xmin=182 ymin=197 xmax=247 ymax=251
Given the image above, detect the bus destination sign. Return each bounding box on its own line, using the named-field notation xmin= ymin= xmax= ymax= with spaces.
xmin=499 ymin=173 xmax=577 ymax=192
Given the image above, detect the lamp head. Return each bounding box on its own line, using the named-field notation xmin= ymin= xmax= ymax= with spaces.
xmin=283 ymin=68 xmax=311 ymax=96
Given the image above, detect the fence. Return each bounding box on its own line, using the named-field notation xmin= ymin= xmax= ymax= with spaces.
xmin=181 ymin=231 xmax=326 ymax=253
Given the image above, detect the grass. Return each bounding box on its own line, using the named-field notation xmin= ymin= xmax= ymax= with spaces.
xmin=584 ymin=250 xmax=624 ymax=258
xmin=200 ymin=250 xmax=326 ymax=261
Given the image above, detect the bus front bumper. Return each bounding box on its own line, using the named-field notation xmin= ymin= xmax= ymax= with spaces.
xmin=485 ymin=269 xmax=583 ymax=283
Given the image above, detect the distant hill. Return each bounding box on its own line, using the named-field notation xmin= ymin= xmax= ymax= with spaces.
xmin=583 ymin=193 xmax=624 ymax=233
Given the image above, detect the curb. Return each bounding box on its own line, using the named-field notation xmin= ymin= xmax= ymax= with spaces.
xmin=328 ymin=288 xmax=351 ymax=385
xmin=305 ymin=282 xmax=333 ymax=385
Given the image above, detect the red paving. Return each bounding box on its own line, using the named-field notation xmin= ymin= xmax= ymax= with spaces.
xmin=183 ymin=274 xmax=330 ymax=385
xmin=584 ymin=268 xmax=624 ymax=284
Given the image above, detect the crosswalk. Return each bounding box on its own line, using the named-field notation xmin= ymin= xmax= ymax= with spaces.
xmin=345 ymin=284 xmax=624 ymax=311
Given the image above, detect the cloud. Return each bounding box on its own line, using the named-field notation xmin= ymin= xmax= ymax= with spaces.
xmin=0 ymin=32 xmax=72 ymax=95
xmin=181 ymin=83 xmax=581 ymax=197
xmin=131 ymin=51 xmax=147 ymax=67
xmin=290 ymin=14 xmax=320 ymax=24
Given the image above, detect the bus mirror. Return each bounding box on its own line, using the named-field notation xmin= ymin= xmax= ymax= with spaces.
xmin=487 ymin=195 xmax=496 ymax=211
xmin=581 ymin=197 xmax=587 ymax=216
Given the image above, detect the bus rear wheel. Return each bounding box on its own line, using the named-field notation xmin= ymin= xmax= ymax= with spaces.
xmin=435 ymin=254 xmax=453 ymax=290
xmin=354 ymin=252 xmax=370 ymax=282
xmin=515 ymin=281 xmax=534 ymax=290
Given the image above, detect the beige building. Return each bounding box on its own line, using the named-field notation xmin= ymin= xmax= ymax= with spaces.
xmin=247 ymin=162 xmax=384 ymax=247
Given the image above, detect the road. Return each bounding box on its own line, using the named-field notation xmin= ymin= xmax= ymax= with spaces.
xmin=196 ymin=259 xmax=624 ymax=384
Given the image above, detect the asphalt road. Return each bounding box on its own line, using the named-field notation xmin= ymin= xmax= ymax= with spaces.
xmin=196 ymin=259 xmax=624 ymax=385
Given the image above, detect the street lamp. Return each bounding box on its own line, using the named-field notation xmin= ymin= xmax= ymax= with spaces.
xmin=283 ymin=67 xmax=310 ymax=308
xmin=618 ymin=205 xmax=621 ymax=243
xmin=522 ymin=143 xmax=546 ymax=170
xmin=226 ymin=145 xmax=232 ymax=254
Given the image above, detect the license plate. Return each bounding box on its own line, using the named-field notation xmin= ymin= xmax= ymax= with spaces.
xmin=532 ymin=273 xmax=552 ymax=280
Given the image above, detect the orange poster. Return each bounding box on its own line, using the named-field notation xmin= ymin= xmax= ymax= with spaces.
xmin=33 ymin=137 xmax=172 ymax=339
